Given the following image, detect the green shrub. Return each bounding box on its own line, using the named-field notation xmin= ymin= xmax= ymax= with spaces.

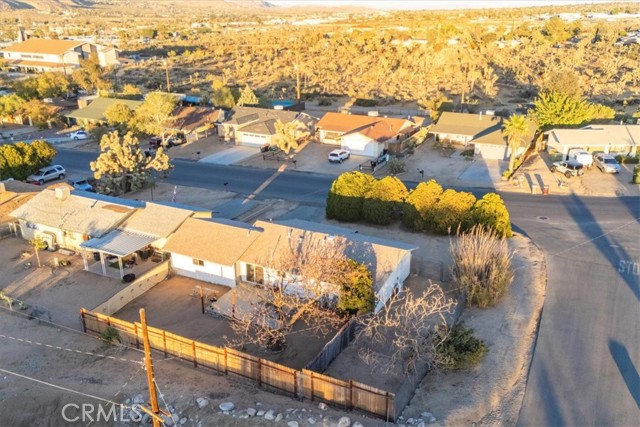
xmin=615 ymin=154 xmax=640 ymax=164
xmin=460 ymin=148 xmax=474 ymax=157
xmin=387 ymin=158 xmax=406 ymax=175
xmin=402 ymin=180 xmax=443 ymax=231
xmin=437 ymin=323 xmax=488 ymax=371
xmin=0 ymin=140 xmax=57 ymax=180
xmin=335 ymin=259 xmax=374 ymax=316
xmin=429 ymin=189 xmax=476 ymax=234
xmin=362 ymin=176 xmax=408 ymax=225
xmin=467 ymin=193 xmax=513 ymax=238
xmin=100 ymin=326 xmax=120 ymax=345
xmin=318 ymin=97 xmax=332 ymax=106
xmin=354 ymin=98 xmax=378 ymax=107
xmin=450 ymin=225 xmax=514 ymax=308
xmin=326 ymin=172 xmax=376 ymax=222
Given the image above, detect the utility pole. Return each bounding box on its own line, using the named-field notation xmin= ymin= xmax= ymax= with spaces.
xmin=295 ymin=51 xmax=301 ymax=103
xmin=164 ymin=59 xmax=171 ymax=93
xmin=139 ymin=308 xmax=163 ymax=427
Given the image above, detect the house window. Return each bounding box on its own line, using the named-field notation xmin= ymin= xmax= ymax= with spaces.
xmin=192 ymin=258 xmax=204 ymax=267
xmin=246 ymin=263 xmax=264 ymax=284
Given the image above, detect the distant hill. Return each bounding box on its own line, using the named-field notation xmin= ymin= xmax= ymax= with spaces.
xmin=0 ymin=0 xmax=277 ymax=12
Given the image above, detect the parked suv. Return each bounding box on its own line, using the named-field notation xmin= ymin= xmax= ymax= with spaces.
xmin=593 ymin=153 xmax=621 ymax=173
xmin=27 ymin=165 xmax=66 ymax=185
xmin=328 ymin=149 xmax=351 ymax=163
xmin=551 ymin=160 xmax=585 ymax=178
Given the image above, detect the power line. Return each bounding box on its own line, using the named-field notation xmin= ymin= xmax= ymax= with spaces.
xmin=0 ymin=367 xmax=131 ymax=409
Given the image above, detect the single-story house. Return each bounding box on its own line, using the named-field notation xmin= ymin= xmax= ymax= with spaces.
xmin=218 ymin=106 xmax=307 ymax=147
xmin=546 ymin=124 xmax=639 ymax=160
xmin=79 ymin=202 xmax=194 ymax=279
xmin=163 ymin=106 xmax=222 ymax=142
xmin=430 ymin=112 xmax=535 ymax=160
xmin=10 ymin=186 xmax=140 ymax=252
xmin=163 ymin=217 xmax=262 ymax=287
xmin=315 ymin=112 xmax=417 ymax=157
xmin=238 ymin=219 xmax=416 ymax=312
xmin=65 ymin=97 xmax=143 ymax=126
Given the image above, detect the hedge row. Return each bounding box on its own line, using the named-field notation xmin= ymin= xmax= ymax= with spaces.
xmin=326 ymin=172 xmax=512 ymax=238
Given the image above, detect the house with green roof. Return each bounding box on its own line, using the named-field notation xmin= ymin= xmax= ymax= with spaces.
xmin=65 ymin=97 xmax=143 ymax=126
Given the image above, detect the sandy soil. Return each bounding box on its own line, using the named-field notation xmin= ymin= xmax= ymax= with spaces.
xmin=400 ymin=235 xmax=547 ymax=427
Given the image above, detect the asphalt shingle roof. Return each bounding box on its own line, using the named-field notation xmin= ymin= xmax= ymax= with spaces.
xmin=66 ymin=97 xmax=143 ymax=122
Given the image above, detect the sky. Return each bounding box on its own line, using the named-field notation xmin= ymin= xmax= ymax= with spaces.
xmin=268 ymin=0 xmax=624 ymax=11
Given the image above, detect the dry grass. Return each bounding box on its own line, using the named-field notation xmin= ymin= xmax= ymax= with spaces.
xmin=450 ymin=226 xmax=514 ymax=308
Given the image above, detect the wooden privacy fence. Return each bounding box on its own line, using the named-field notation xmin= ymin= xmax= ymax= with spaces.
xmin=305 ymin=316 xmax=359 ymax=373
xmin=80 ymin=309 xmax=395 ymax=422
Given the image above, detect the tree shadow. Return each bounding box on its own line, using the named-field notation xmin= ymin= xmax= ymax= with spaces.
xmin=608 ymin=339 xmax=640 ymax=410
xmin=562 ymin=193 xmax=639 ymax=301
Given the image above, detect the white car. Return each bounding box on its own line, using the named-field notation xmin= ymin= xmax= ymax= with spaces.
xmin=69 ymin=130 xmax=88 ymax=140
xmin=328 ymin=149 xmax=351 ymax=163
xmin=593 ymin=153 xmax=621 ymax=173
xmin=568 ymin=148 xmax=593 ymax=168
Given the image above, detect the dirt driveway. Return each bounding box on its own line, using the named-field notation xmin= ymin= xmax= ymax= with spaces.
xmin=0 ymin=237 xmax=125 ymax=329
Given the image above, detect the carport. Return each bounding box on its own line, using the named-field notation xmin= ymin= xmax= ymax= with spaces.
xmin=80 ymin=229 xmax=157 ymax=280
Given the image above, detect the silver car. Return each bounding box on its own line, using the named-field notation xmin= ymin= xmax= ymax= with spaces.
xmin=26 ymin=165 xmax=66 ymax=185
xmin=593 ymin=153 xmax=621 ymax=173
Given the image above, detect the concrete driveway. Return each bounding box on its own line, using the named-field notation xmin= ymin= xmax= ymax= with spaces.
xmin=199 ymin=146 xmax=259 ymax=165
xmin=457 ymin=158 xmax=505 ymax=189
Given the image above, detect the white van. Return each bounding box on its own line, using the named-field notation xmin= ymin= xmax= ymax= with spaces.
xmin=568 ymin=149 xmax=593 ymax=168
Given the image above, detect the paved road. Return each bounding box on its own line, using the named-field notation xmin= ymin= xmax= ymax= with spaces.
xmin=55 ymin=149 xmax=640 ymax=425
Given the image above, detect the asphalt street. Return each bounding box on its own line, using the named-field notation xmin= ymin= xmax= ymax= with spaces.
xmin=54 ymin=148 xmax=640 ymax=426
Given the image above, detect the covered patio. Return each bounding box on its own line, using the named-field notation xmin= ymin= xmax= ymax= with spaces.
xmin=80 ymin=229 xmax=163 ymax=281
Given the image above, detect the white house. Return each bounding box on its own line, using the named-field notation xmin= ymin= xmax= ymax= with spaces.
xmin=315 ymin=112 xmax=416 ymax=157
xmin=238 ymin=219 xmax=416 ymax=312
xmin=1 ymin=38 xmax=118 ymax=74
xmin=163 ymin=217 xmax=262 ymax=287
xmin=10 ymin=186 xmax=139 ymax=251
xmin=546 ymin=125 xmax=639 ymax=160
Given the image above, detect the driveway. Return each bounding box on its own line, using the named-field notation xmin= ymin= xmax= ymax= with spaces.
xmin=199 ymin=146 xmax=259 ymax=165
xmin=457 ymin=158 xmax=505 ymax=189
xmin=236 ymin=141 xmax=369 ymax=176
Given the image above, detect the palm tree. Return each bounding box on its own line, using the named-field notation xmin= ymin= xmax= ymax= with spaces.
xmin=503 ymin=114 xmax=531 ymax=172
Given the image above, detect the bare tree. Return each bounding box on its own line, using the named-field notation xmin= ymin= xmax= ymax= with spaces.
xmin=227 ymin=233 xmax=360 ymax=351
xmin=356 ymin=282 xmax=457 ymax=376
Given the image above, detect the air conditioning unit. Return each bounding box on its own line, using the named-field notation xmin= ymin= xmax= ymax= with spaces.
xmin=368 ymin=111 xmax=379 ymax=117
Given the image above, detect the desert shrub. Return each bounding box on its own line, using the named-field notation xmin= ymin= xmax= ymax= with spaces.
xmin=437 ymin=323 xmax=488 ymax=371
xmin=100 ymin=326 xmax=120 ymax=345
xmin=318 ymin=97 xmax=332 ymax=106
xmin=335 ymin=259 xmax=374 ymax=316
xmin=460 ymin=148 xmax=474 ymax=157
xmin=615 ymin=154 xmax=639 ymax=164
xmin=0 ymin=140 xmax=57 ymax=180
xmin=326 ymin=172 xmax=376 ymax=222
xmin=402 ymin=180 xmax=443 ymax=231
xmin=363 ymin=176 xmax=408 ymax=225
xmin=387 ymin=158 xmax=406 ymax=175
xmin=429 ymin=189 xmax=476 ymax=234
xmin=633 ymin=165 xmax=640 ymax=184
xmin=467 ymin=193 xmax=513 ymax=238
xmin=450 ymin=225 xmax=514 ymax=308
xmin=354 ymin=98 xmax=378 ymax=107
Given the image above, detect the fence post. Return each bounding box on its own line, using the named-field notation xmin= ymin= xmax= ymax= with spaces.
xmin=80 ymin=308 xmax=86 ymax=333
xmin=293 ymin=371 xmax=298 ymax=399
xmin=349 ymin=380 xmax=353 ymax=410
xmin=134 ymin=323 xmax=140 ymax=349
xmin=192 ymin=341 xmax=197 ymax=368
xmin=309 ymin=371 xmax=314 ymax=401
xmin=257 ymin=359 xmax=262 ymax=387
xmin=163 ymin=330 xmax=167 ymax=357
xmin=385 ymin=392 xmax=390 ymax=422
xmin=224 ymin=348 xmax=228 ymax=374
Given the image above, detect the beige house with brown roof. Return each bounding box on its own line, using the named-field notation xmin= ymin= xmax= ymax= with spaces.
xmin=1 ymin=38 xmax=118 ymax=74
xmin=316 ymin=112 xmax=416 ymax=157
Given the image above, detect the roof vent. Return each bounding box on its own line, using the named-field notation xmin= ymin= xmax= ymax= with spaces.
xmin=485 ymin=110 xmax=495 ymax=116
xmin=54 ymin=186 xmax=71 ymax=201
xmin=367 ymin=111 xmax=379 ymax=117
xmin=288 ymin=228 xmax=292 ymax=239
